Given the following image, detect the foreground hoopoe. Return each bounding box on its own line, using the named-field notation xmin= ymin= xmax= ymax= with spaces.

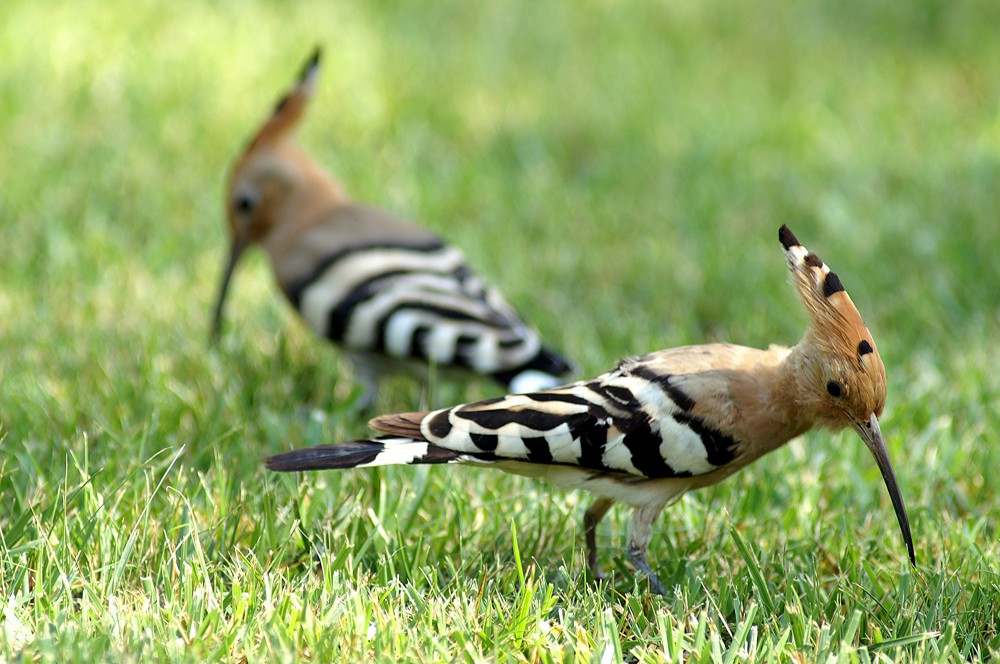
xmin=211 ymin=49 xmax=575 ymax=408
xmin=266 ymin=225 xmax=915 ymax=594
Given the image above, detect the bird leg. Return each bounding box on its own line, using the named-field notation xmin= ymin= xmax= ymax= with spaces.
xmin=626 ymin=503 xmax=667 ymax=596
xmin=583 ymin=497 xmax=614 ymax=579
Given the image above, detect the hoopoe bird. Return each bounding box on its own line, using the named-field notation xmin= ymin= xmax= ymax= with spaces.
xmin=211 ymin=49 xmax=575 ymax=408
xmin=266 ymin=225 xmax=915 ymax=594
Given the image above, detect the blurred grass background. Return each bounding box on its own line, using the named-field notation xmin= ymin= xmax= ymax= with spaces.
xmin=1 ymin=0 xmax=999 ymax=660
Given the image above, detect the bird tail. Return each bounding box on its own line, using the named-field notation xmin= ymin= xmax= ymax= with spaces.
xmin=265 ymin=437 xmax=461 ymax=472
xmin=368 ymin=411 xmax=427 ymax=438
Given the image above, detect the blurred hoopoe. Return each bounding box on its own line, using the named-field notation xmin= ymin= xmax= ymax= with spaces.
xmin=267 ymin=226 xmax=915 ymax=594
xmin=211 ymin=49 xmax=575 ymax=408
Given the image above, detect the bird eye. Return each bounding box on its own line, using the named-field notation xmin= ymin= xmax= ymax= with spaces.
xmin=826 ymin=381 xmax=843 ymax=398
xmin=233 ymin=192 xmax=258 ymax=215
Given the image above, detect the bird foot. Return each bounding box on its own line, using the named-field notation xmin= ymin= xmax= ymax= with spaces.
xmin=626 ymin=546 xmax=667 ymax=596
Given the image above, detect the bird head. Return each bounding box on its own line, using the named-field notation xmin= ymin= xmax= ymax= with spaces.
xmin=211 ymin=47 xmax=342 ymax=342
xmin=780 ymin=224 xmax=913 ymax=565
xmin=780 ymin=224 xmax=886 ymax=430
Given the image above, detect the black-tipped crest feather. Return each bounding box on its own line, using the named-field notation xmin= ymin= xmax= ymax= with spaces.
xmin=778 ymin=224 xmax=801 ymax=249
xmin=823 ymin=271 xmax=845 ymax=297
xmin=300 ymin=46 xmax=321 ymax=81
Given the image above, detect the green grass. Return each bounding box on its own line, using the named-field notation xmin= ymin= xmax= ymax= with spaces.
xmin=2 ymin=0 xmax=1000 ymax=660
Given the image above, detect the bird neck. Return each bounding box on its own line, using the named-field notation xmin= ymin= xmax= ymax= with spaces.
xmin=261 ymin=172 xmax=352 ymax=277
xmin=772 ymin=335 xmax=831 ymax=435
xmin=708 ymin=346 xmax=807 ymax=459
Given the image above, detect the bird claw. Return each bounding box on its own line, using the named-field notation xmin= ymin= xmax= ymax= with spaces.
xmin=627 ymin=546 xmax=667 ymax=596
xmin=644 ymin=573 xmax=667 ymax=597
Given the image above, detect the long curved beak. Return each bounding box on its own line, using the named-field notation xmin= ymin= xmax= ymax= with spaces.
xmin=209 ymin=242 xmax=246 ymax=345
xmin=851 ymin=413 xmax=915 ymax=566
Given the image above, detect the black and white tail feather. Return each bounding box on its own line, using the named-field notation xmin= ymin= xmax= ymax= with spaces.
xmin=265 ymin=438 xmax=464 ymax=471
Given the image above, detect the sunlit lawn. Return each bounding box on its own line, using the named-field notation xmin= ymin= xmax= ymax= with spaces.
xmin=2 ymin=0 xmax=999 ymax=660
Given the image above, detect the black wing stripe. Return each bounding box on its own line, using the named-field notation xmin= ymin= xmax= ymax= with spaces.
xmin=621 ymin=421 xmax=691 ymax=479
xmin=409 ymin=325 xmax=430 ymax=358
xmin=285 ymin=239 xmax=448 ymax=307
xmin=453 ymin=407 xmax=589 ymax=432
xmin=426 ymin=410 xmax=453 ymax=439
xmin=522 ymin=437 xmax=554 ymax=463
xmin=325 ymin=269 xmax=416 ymax=341
xmin=523 ymin=392 xmax=591 ymax=406
xmin=627 ymin=366 xmax=696 ymax=412
xmin=469 ymin=432 xmax=499 ymax=451
xmin=672 ymin=412 xmax=739 ymax=466
xmin=579 ymin=426 xmax=611 ymax=471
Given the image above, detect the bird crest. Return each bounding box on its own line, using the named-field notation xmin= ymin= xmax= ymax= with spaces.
xmin=779 ymin=224 xmax=886 ymax=421
xmin=243 ymin=47 xmax=320 ymax=154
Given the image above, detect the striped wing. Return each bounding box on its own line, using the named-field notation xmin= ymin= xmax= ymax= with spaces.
xmin=285 ymin=237 xmax=569 ymax=378
xmin=412 ymin=361 xmax=742 ymax=479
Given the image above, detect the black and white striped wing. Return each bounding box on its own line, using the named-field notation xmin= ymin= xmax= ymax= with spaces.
xmin=285 ymin=239 xmax=566 ymax=378
xmin=417 ymin=363 xmax=743 ymax=479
